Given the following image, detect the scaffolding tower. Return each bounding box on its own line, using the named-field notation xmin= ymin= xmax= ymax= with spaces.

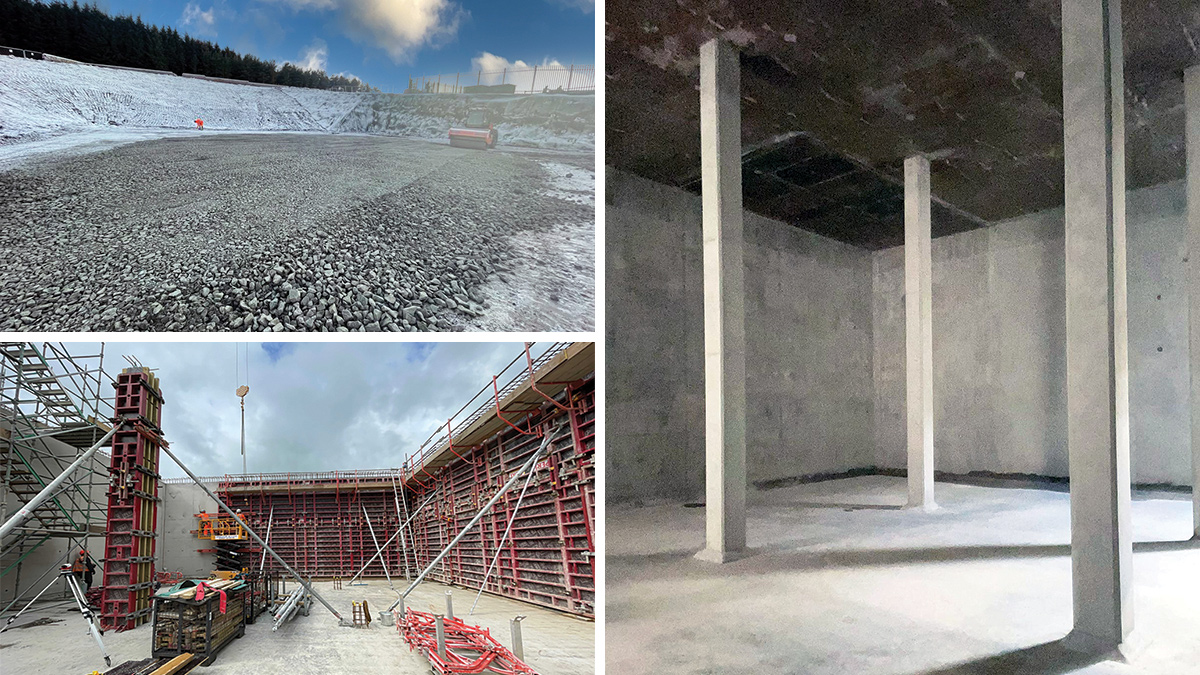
xmin=1 ymin=342 xmax=115 ymax=604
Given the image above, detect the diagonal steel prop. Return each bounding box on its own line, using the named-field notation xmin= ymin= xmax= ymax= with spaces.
xmin=470 ymin=456 xmax=537 ymax=614
xmin=259 ymin=505 xmax=275 ymax=573
xmin=0 ymin=427 xmax=117 ymax=541
xmin=361 ymin=502 xmax=395 ymax=590
xmin=388 ymin=429 xmax=558 ymax=612
xmin=157 ymin=441 xmax=345 ymax=623
xmin=347 ymin=491 xmax=437 ymax=586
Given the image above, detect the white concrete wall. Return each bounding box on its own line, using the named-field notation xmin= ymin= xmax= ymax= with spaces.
xmin=606 ymin=169 xmax=876 ymax=503
xmin=873 ymin=180 xmax=1191 ymax=486
xmin=156 ymin=482 xmax=218 ymax=578
xmin=606 ymin=170 xmax=1193 ymax=505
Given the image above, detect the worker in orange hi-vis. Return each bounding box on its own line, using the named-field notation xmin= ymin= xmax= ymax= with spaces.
xmin=194 ymin=119 xmax=204 ymax=130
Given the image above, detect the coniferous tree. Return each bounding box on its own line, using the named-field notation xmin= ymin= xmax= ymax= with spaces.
xmin=0 ymin=0 xmax=374 ymax=91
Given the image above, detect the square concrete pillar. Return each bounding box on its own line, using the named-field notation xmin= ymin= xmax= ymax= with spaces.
xmin=695 ymin=38 xmax=747 ymax=564
xmin=1062 ymin=0 xmax=1134 ymax=649
xmin=1187 ymin=65 xmax=1200 ymax=540
xmin=905 ymin=155 xmax=935 ymax=510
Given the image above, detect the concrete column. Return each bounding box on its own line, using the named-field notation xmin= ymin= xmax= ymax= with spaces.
xmin=695 ymin=38 xmax=747 ymax=564
xmin=1062 ymin=0 xmax=1133 ymax=649
xmin=1187 ymin=65 xmax=1200 ymax=540
xmin=904 ymin=155 xmax=935 ymax=510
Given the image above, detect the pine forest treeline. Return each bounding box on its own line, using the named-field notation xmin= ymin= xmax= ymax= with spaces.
xmin=0 ymin=0 xmax=377 ymax=91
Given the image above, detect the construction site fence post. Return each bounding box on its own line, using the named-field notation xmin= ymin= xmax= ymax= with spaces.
xmin=0 ymin=427 xmax=117 ymax=541
xmin=157 ymin=443 xmax=343 ymax=622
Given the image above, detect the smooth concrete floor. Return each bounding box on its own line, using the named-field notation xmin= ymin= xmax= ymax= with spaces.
xmin=1 ymin=578 xmax=594 ymax=674
xmin=607 ymin=476 xmax=1200 ymax=674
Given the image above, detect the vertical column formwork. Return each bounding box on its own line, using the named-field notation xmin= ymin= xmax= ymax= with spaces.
xmin=100 ymin=367 xmax=164 ymax=631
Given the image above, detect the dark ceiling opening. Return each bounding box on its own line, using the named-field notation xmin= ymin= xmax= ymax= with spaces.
xmin=607 ymin=0 xmax=1200 ymax=250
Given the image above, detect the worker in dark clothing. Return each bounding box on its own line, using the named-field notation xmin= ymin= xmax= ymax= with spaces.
xmin=72 ymin=549 xmax=97 ymax=590
xmin=84 ymin=551 xmax=97 ymax=590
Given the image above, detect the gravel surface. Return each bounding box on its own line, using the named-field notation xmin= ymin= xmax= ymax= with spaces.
xmin=0 ymin=133 xmax=594 ymax=332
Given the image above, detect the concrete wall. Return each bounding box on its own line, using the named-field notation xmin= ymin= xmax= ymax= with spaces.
xmin=156 ymin=482 xmax=218 ymax=578
xmin=606 ymin=169 xmax=875 ymax=503
xmin=872 ymin=180 xmax=1191 ymax=486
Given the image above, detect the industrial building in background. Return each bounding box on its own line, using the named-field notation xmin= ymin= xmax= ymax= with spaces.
xmin=1 ymin=341 xmax=595 ymax=674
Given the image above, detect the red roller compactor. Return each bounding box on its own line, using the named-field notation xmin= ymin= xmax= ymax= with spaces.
xmin=448 ymin=109 xmax=498 ymax=150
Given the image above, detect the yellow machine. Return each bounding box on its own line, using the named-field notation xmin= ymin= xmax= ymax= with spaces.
xmin=195 ymin=512 xmax=249 ymax=541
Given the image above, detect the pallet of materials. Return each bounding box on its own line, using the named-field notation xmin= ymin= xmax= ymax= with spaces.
xmin=151 ymin=579 xmax=248 ymax=665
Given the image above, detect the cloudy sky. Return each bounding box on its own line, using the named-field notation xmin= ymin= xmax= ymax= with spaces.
xmin=94 ymin=0 xmax=595 ymax=92
xmin=65 ymin=341 xmax=553 ymax=479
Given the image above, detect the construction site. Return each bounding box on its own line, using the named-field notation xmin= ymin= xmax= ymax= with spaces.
xmin=0 ymin=341 xmax=595 ymax=675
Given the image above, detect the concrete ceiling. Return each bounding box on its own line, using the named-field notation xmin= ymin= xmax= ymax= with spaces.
xmin=606 ymin=0 xmax=1200 ymax=249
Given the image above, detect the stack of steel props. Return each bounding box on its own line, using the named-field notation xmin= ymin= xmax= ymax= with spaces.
xmin=272 ymin=586 xmax=307 ymax=631
xmin=398 ymin=609 xmax=535 ymax=675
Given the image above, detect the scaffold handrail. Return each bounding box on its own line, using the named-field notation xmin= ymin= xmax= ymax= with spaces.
xmin=402 ymin=342 xmax=570 ymax=478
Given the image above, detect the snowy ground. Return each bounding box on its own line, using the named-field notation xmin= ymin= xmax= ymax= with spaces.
xmin=468 ymin=160 xmax=595 ymax=332
xmin=0 ymin=134 xmax=595 ymax=332
xmin=0 ymin=56 xmax=594 ymax=155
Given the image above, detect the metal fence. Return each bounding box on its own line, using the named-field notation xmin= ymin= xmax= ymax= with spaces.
xmin=407 ymin=64 xmax=594 ymax=95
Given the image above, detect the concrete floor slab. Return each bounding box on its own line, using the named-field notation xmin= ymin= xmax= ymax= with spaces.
xmin=607 ymin=476 xmax=1200 ymax=674
xmin=1 ymin=579 xmax=594 ymax=674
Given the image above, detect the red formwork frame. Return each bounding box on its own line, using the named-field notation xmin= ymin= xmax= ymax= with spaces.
xmin=398 ymin=609 xmax=536 ymax=675
xmin=217 ymin=475 xmax=412 ymax=579
xmin=100 ymin=368 xmax=164 ymax=631
xmin=408 ymin=377 xmax=595 ymax=616
xmin=211 ymin=376 xmax=595 ymax=618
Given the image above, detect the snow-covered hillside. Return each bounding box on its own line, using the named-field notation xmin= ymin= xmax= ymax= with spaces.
xmin=0 ymin=56 xmax=594 ymax=154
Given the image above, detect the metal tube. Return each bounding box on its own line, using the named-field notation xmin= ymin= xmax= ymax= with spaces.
xmin=157 ymin=443 xmax=343 ymax=621
xmin=348 ymin=492 xmax=437 ymax=586
xmin=0 ymin=427 xmax=116 ymax=541
xmin=361 ymin=503 xmax=393 ymax=589
xmin=445 ymin=590 xmax=453 ymax=619
xmin=470 ymin=458 xmax=536 ymax=614
xmin=510 ymin=616 xmax=525 ymax=661
xmin=259 ymin=505 xmax=274 ymax=573
xmin=388 ymin=430 xmax=555 ymax=612
xmin=435 ymin=614 xmax=447 ymax=661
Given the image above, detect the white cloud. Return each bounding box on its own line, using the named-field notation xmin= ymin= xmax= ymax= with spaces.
xmin=547 ymin=0 xmax=593 ymax=12
xmin=260 ymin=0 xmax=466 ymax=63
xmin=296 ymin=39 xmax=328 ymax=71
xmin=471 ymin=52 xmax=568 ymax=92
xmin=180 ymin=3 xmax=218 ymax=37
xmin=69 ymin=342 xmax=556 ymax=477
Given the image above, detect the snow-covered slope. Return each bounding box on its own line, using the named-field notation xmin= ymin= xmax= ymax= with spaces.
xmin=0 ymin=56 xmax=594 ymax=152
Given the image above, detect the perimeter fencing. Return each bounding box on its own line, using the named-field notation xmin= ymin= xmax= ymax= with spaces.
xmin=406 ymin=64 xmax=594 ymax=95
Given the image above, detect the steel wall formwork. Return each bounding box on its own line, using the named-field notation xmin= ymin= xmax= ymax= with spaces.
xmin=408 ymin=378 xmax=595 ymax=616
xmin=100 ymin=367 xmax=164 ymax=631
xmin=216 ymin=476 xmax=415 ymax=580
xmin=209 ymin=343 xmax=595 ymax=618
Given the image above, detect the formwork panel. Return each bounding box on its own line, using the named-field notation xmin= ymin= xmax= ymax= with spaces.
xmin=213 ymin=377 xmax=595 ymax=618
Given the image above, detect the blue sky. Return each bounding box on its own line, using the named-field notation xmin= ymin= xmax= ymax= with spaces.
xmin=91 ymin=0 xmax=595 ymax=92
